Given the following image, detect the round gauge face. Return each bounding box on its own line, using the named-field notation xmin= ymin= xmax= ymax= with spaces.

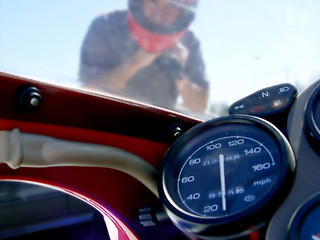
xmin=160 ymin=115 xmax=295 ymax=228
xmin=176 ymin=132 xmax=278 ymax=218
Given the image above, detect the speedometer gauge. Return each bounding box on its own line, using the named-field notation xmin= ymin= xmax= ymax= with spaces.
xmin=159 ymin=115 xmax=295 ymax=239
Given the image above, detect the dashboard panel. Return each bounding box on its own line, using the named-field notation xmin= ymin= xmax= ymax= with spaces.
xmin=0 ymin=71 xmax=320 ymax=239
xmin=266 ymin=79 xmax=320 ymax=240
xmin=158 ymin=79 xmax=320 ymax=239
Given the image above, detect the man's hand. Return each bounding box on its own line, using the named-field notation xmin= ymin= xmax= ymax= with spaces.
xmin=165 ymin=43 xmax=208 ymax=114
xmin=129 ymin=48 xmax=160 ymax=69
xmin=165 ymin=43 xmax=189 ymax=67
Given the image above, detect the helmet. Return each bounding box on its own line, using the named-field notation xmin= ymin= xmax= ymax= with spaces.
xmin=128 ymin=0 xmax=198 ymax=53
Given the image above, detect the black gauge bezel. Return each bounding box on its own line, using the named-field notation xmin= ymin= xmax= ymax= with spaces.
xmin=304 ymin=83 xmax=320 ymax=152
xmin=159 ymin=115 xmax=295 ymax=236
xmin=288 ymin=192 xmax=320 ymax=240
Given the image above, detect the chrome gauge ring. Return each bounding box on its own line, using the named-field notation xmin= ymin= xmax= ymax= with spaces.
xmin=288 ymin=192 xmax=320 ymax=240
xmin=305 ymin=83 xmax=320 ymax=153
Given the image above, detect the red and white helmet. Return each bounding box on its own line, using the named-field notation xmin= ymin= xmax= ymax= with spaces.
xmin=128 ymin=0 xmax=198 ymax=53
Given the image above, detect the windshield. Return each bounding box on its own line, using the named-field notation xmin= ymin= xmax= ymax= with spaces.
xmin=1 ymin=0 xmax=320 ymax=118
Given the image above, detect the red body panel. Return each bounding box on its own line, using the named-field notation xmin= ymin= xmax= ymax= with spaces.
xmin=0 ymin=72 xmax=202 ymax=239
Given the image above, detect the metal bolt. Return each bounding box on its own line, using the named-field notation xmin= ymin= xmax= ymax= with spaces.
xmin=172 ymin=126 xmax=182 ymax=138
xmin=29 ymin=96 xmax=41 ymax=108
xmin=168 ymin=123 xmax=183 ymax=142
xmin=16 ymin=85 xmax=42 ymax=110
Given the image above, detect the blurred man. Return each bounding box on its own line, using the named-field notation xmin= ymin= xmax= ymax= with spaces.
xmin=79 ymin=0 xmax=209 ymax=114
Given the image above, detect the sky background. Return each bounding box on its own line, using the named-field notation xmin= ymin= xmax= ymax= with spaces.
xmin=1 ymin=0 xmax=320 ymax=106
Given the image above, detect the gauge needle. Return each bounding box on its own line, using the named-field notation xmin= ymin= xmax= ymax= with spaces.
xmin=219 ymin=154 xmax=227 ymax=211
